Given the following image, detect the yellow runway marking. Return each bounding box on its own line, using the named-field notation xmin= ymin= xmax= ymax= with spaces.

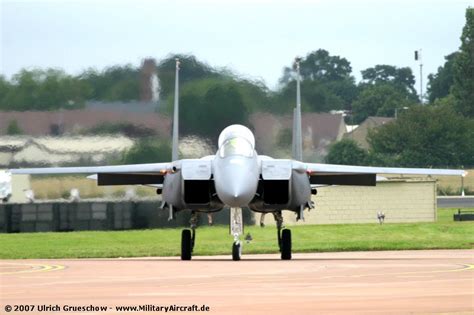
xmin=319 ymin=263 xmax=474 ymax=280
xmin=393 ymin=263 xmax=474 ymax=276
xmin=456 ymin=264 xmax=474 ymax=271
xmin=0 ymin=263 xmax=65 ymax=275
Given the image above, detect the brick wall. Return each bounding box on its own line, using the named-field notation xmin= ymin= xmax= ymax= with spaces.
xmin=261 ymin=179 xmax=437 ymax=225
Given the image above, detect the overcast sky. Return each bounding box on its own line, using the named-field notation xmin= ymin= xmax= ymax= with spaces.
xmin=1 ymin=0 xmax=472 ymax=92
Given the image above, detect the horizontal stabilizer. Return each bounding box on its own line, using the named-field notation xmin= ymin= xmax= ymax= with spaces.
xmin=97 ymin=173 xmax=164 ymax=186
xmin=310 ymin=174 xmax=376 ymax=186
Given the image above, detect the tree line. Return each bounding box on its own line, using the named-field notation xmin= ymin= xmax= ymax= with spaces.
xmin=0 ymin=51 xmax=423 ymax=123
xmin=327 ymin=8 xmax=474 ymax=168
xmin=0 ymin=8 xmax=472 ymax=168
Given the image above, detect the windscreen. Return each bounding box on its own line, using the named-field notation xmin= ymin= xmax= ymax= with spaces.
xmin=219 ymin=138 xmax=253 ymax=158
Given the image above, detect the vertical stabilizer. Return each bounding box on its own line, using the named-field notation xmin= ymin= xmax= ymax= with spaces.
xmin=292 ymin=57 xmax=303 ymax=161
xmin=172 ymin=58 xmax=180 ymax=161
xmin=292 ymin=108 xmax=296 ymax=157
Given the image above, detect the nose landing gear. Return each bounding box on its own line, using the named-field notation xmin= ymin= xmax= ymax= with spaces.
xmin=230 ymin=207 xmax=243 ymax=261
xmin=232 ymin=239 xmax=242 ymax=261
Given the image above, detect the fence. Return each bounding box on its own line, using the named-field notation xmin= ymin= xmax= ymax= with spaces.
xmin=0 ymin=200 xmax=254 ymax=233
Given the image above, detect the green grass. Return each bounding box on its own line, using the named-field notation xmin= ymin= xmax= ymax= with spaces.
xmin=0 ymin=208 xmax=473 ymax=259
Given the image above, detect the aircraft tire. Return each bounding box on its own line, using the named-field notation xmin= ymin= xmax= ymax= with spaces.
xmin=232 ymin=242 xmax=241 ymax=261
xmin=281 ymin=229 xmax=292 ymax=260
xmin=181 ymin=229 xmax=192 ymax=260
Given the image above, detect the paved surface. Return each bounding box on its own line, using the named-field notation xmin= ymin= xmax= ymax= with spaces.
xmin=437 ymin=196 xmax=474 ymax=208
xmin=1 ymin=250 xmax=473 ymax=314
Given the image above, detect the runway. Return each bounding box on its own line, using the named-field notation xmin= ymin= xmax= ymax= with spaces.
xmin=1 ymin=250 xmax=473 ymax=314
xmin=437 ymin=196 xmax=474 ymax=208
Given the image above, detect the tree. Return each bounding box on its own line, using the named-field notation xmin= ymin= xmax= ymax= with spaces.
xmin=368 ymin=106 xmax=474 ymax=167
xmin=233 ymin=79 xmax=272 ymax=113
xmin=325 ymin=139 xmax=369 ymax=165
xmin=277 ymin=49 xmax=358 ymax=113
xmin=427 ymin=52 xmax=458 ymax=103
xmin=178 ymin=79 xmax=249 ymax=142
xmin=6 ymin=120 xmax=23 ymax=135
xmin=452 ymin=8 xmax=474 ymax=117
xmin=276 ymin=128 xmax=292 ymax=148
xmin=2 ymin=69 xmax=39 ymax=110
xmin=323 ymin=79 xmax=360 ymax=110
xmin=361 ymin=65 xmax=418 ymax=100
xmin=157 ymin=54 xmax=222 ymax=99
xmin=0 ymin=76 xmax=12 ymax=110
xmin=1 ymin=69 xmax=89 ymax=110
xmin=79 ymin=65 xmax=139 ymax=101
xmin=122 ymin=139 xmax=171 ymax=164
xmin=352 ymin=84 xmax=415 ymax=124
xmin=275 ymin=80 xmax=345 ymax=113
xmin=280 ymin=49 xmax=353 ymax=84
xmin=84 ymin=122 xmax=156 ymax=138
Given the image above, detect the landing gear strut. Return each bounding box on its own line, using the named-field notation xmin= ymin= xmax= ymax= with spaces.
xmin=274 ymin=211 xmax=292 ymax=260
xmin=230 ymin=207 xmax=243 ymax=261
xmin=181 ymin=211 xmax=198 ymax=260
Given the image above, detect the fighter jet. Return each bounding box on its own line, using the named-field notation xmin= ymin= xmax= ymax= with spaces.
xmin=9 ymin=58 xmax=466 ymax=261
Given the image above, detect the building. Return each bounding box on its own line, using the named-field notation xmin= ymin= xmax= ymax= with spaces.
xmin=261 ymin=178 xmax=437 ymax=225
xmin=85 ymin=101 xmax=158 ymax=113
xmin=250 ymin=112 xmax=346 ymax=161
xmin=344 ymin=116 xmax=394 ymax=149
xmin=0 ymin=109 xmax=171 ymax=137
xmin=0 ymin=136 xmax=135 ymax=167
xmin=140 ymin=58 xmax=160 ymax=102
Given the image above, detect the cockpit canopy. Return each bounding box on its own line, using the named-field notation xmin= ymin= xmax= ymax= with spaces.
xmin=219 ymin=137 xmax=254 ymax=158
xmin=218 ymin=125 xmax=255 ymax=158
xmin=218 ymin=125 xmax=255 ymax=149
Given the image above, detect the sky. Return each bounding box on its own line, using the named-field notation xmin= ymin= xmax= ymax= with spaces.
xmin=1 ymin=0 xmax=472 ymax=94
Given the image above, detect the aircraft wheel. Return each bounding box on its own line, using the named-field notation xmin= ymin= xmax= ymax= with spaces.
xmin=181 ymin=229 xmax=192 ymax=260
xmin=281 ymin=229 xmax=292 ymax=260
xmin=232 ymin=242 xmax=241 ymax=261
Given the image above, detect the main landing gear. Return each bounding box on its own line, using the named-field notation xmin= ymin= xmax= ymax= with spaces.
xmin=274 ymin=211 xmax=292 ymax=260
xmin=181 ymin=212 xmax=198 ymax=260
xmin=180 ymin=209 xmax=292 ymax=261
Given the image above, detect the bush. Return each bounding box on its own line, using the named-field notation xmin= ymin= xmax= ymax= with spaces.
xmin=6 ymin=120 xmax=23 ymax=135
xmin=325 ymin=139 xmax=369 ymax=165
xmin=122 ymin=139 xmax=171 ymax=164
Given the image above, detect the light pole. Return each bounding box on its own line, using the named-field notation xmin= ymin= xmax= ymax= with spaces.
xmin=415 ymin=49 xmax=423 ymax=104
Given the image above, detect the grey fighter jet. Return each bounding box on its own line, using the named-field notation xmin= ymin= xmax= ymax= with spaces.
xmin=9 ymin=59 xmax=466 ymax=261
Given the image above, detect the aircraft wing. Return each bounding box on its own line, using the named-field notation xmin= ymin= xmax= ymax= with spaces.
xmin=9 ymin=163 xmax=172 ymax=186
xmin=304 ymin=163 xmax=466 ymax=186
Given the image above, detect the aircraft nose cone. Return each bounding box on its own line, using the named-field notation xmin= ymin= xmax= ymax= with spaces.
xmin=214 ymin=158 xmax=258 ymax=207
xmin=219 ymin=179 xmax=254 ymax=207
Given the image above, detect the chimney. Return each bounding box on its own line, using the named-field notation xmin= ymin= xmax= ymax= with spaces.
xmin=140 ymin=58 xmax=160 ymax=102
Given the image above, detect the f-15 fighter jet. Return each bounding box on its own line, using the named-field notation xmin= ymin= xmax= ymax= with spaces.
xmin=10 ymin=58 xmax=466 ymax=261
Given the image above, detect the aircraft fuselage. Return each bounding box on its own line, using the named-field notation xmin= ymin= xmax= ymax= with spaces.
xmin=162 ymin=125 xmax=312 ymax=216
